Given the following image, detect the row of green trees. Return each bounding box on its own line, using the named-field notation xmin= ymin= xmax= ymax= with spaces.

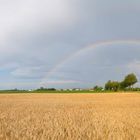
xmin=105 ymin=73 xmax=138 ymax=91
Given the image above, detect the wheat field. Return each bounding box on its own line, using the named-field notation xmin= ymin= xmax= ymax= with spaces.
xmin=0 ymin=93 xmax=139 ymax=140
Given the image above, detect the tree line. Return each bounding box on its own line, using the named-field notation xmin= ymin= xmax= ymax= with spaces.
xmin=105 ymin=73 xmax=138 ymax=91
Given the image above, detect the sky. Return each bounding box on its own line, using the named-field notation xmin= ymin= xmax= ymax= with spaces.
xmin=0 ymin=0 xmax=140 ymax=89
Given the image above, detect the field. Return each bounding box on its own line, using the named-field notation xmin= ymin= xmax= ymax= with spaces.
xmin=0 ymin=93 xmax=139 ymax=140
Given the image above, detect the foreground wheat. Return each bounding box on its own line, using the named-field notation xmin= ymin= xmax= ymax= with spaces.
xmin=0 ymin=93 xmax=139 ymax=140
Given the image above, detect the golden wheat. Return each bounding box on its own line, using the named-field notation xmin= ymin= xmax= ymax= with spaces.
xmin=0 ymin=93 xmax=139 ymax=140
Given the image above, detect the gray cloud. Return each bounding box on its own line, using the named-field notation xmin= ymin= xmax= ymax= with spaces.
xmin=44 ymin=45 xmax=140 ymax=87
xmin=0 ymin=0 xmax=140 ymax=89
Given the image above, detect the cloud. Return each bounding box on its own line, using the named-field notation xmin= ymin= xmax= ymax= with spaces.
xmin=11 ymin=66 xmax=45 ymax=78
xmin=0 ymin=0 xmax=85 ymax=72
xmin=0 ymin=0 xmax=140 ymax=89
xmin=0 ymin=0 xmax=80 ymax=68
xmin=44 ymin=44 xmax=140 ymax=86
xmin=0 ymin=0 xmax=77 ymax=43
xmin=0 ymin=81 xmax=39 ymax=89
xmin=45 ymin=80 xmax=82 ymax=85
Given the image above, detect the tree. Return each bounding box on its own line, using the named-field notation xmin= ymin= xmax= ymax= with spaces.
xmin=93 ymin=85 xmax=103 ymax=91
xmin=111 ymin=81 xmax=120 ymax=91
xmin=105 ymin=80 xmax=120 ymax=91
xmin=121 ymin=73 xmax=138 ymax=89
xmin=105 ymin=80 xmax=112 ymax=90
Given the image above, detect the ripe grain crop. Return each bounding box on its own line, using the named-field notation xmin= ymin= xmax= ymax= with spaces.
xmin=0 ymin=93 xmax=139 ymax=140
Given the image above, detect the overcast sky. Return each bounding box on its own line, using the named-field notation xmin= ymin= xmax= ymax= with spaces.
xmin=0 ymin=0 xmax=140 ymax=89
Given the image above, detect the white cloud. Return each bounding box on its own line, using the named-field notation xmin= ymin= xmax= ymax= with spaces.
xmin=0 ymin=0 xmax=77 ymax=46
xmin=0 ymin=0 xmax=79 ymax=71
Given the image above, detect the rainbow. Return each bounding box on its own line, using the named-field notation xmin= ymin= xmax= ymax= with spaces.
xmin=39 ymin=39 xmax=140 ymax=86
